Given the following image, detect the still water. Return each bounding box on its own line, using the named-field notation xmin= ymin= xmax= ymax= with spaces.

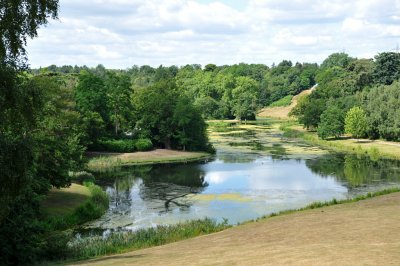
xmin=86 ymin=148 xmax=400 ymax=231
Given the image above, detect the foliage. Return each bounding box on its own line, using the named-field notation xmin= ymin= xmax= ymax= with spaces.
xmin=292 ymin=52 xmax=400 ymax=143
xmin=135 ymin=138 xmax=154 ymax=151
xmin=290 ymin=95 xmax=325 ymax=129
xmin=231 ymin=76 xmax=259 ymax=120
xmin=373 ymin=52 xmax=400 ymax=85
xmin=362 ymin=81 xmax=400 ymax=141
xmin=104 ymin=71 xmax=133 ymax=136
xmin=0 ymin=0 xmax=59 ymax=67
xmin=133 ymin=80 xmax=212 ymax=151
xmin=317 ymin=106 xmax=344 ymax=139
xmin=344 ymin=107 xmax=368 ymax=138
xmin=45 ymin=182 xmax=109 ymax=230
xmin=320 ymin=52 xmax=354 ymax=69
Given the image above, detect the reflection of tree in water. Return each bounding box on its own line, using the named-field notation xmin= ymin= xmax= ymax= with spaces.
xmin=140 ymin=164 xmax=208 ymax=213
xmin=109 ymin=164 xmax=208 ymax=214
xmin=306 ymin=154 xmax=400 ymax=188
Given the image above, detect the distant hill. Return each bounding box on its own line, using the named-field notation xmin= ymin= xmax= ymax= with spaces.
xmin=258 ymin=84 xmax=318 ymax=119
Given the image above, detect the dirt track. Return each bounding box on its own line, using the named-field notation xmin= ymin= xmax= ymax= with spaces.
xmin=74 ymin=192 xmax=400 ymax=266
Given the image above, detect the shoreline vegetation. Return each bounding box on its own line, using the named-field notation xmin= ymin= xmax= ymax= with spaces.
xmin=278 ymin=120 xmax=400 ymax=161
xmin=42 ymin=183 xmax=108 ymax=230
xmin=86 ymin=149 xmax=213 ymax=171
xmin=66 ymin=187 xmax=400 ymax=264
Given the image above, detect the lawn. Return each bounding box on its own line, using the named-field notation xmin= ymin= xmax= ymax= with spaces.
xmin=41 ymin=183 xmax=91 ymax=217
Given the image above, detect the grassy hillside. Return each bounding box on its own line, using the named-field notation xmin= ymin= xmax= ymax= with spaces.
xmin=258 ymin=85 xmax=317 ymax=119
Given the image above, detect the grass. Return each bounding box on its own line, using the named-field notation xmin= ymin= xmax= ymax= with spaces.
xmin=239 ymin=187 xmax=400 ymax=223
xmin=42 ymin=184 xmax=91 ymax=217
xmin=44 ymin=182 xmax=109 ymax=230
xmin=63 ymin=218 xmax=230 ymax=261
xmin=280 ymin=121 xmax=400 ymax=161
xmin=87 ymin=149 xmax=212 ymax=172
xmin=268 ymin=95 xmax=293 ymax=107
xmin=66 ymin=187 xmax=400 ymax=264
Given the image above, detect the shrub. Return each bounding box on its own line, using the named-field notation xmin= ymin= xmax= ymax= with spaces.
xmin=135 ymin=138 xmax=153 ymax=151
xmin=89 ymin=139 xmax=136 ymax=152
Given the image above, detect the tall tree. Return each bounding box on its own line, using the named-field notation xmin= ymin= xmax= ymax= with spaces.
xmin=373 ymin=52 xmax=400 ymax=85
xmin=231 ymin=76 xmax=259 ymax=120
xmin=0 ymin=0 xmax=59 ymax=67
xmin=105 ymin=71 xmax=133 ymax=136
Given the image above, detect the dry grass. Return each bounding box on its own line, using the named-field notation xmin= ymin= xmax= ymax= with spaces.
xmin=258 ymin=87 xmax=315 ymax=119
xmin=289 ymin=127 xmax=400 ymax=160
xmin=41 ymin=183 xmax=91 ymax=217
xmin=72 ymin=192 xmax=400 ymax=266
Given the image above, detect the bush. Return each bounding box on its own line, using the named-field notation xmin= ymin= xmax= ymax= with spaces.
xmin=90 ymin=139 xmax=153 ymax=153
xmin=135 ymin=138 xmax=153 ymax=151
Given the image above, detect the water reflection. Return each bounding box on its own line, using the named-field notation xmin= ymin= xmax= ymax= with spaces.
xmin=86 ymin=153 xmax=400 ymax=231
xmin=306 ymin=154 xmax=400 ymax=188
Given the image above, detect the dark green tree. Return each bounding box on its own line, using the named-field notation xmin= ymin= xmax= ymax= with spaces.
xmin=317 ymin=105 xmax=345 ymax=139
xmin=231 ymin=76 xmax=259 ymax=120
xmin=105 ymin=71 xmax=133 ymax=136
xmin=373 ymin=52 xmax=400 ymax=85
xmin=320 ymin=52 xmax=354 ymax=69
xmin=0 ymin=0 xmax=58 ymax=67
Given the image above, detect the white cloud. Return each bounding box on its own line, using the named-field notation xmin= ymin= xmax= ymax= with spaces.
xmin=26 ymin=0 xmax=400 ymax=68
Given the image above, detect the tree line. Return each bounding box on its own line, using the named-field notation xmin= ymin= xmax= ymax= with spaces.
xmin=291 ymin=52 xmax=400 ymax=141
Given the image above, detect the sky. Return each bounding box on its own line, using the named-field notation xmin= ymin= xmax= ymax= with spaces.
xmin=26 ymin=0 xmax=400 ymax=69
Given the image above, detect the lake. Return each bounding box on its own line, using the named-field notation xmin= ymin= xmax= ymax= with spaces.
xmin=85 ymin=122 xmax=400 ymax=232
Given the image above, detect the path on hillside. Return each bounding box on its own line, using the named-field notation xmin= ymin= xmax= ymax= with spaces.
xmin=258 ymin=84 xmax=317 ymax=119
xmin=74 ymin=192 xmax=400 ymax=265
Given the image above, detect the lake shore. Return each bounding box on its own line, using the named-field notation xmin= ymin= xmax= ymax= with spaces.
xmin=280 ymin=121 xmax=400 ymax=160
xmin=87 ymin=149 xmax=213 ymax=171
xmin=42 ymin=183 xmax=91 ymax=217
xmin=41 ymin=183 xmax=109 ymax=229
xmin=71 ymin=190 xmax=400 ymax=265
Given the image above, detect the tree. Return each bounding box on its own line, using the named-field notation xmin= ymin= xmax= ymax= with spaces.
xmin=133 ymin=80 xmax=211 ymax=151
xmin=344 ymin=107 xmax=368 ymax=138
xmin=75 ymin=71 xmax=109 ymax=141
xmin=373 ymin=52 xmax=400 ymax=85
xmin=290 ymin=95 xmax=325 ymax=129
xmin=105 ymin=71 xmax=133 ymax=136
xmin=133 ymin=80 xmax=178 ymax=149
xmin=320 ymin=52 xmax=354 ymax=69
xmin=173 ymin=96 xmax=210 ymax=151
xmin=0 ymin=0 xmax=59 ymax=67
xmin=317 ymin=105 xmax=344 ymax=139
xmin=231 ymin=76 xmax=259 ymax=120
xmin=363 ymin=81 xmax=400 ymax=141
